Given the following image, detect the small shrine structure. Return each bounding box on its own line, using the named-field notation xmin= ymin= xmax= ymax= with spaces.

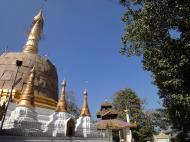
xmin=96 ymin=101 xmax=136 ymax=142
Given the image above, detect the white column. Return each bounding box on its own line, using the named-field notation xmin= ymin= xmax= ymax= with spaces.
xmin=125 ymin=109 xmax=132 ymax=142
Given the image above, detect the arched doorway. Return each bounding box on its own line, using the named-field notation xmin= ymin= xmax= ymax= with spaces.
xmin=66 ymin=118 xmax=75 ymax=137
xmin=112 ymin=130 xmax=120 ymax=142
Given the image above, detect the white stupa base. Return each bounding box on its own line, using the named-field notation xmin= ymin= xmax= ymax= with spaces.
xmin=3 ymin=106 xmax=41 ymax=135
xmin=44 ymin=112 xmax=75 ymax=137
xmin=75 ymin=116 xmax=91 ymax=137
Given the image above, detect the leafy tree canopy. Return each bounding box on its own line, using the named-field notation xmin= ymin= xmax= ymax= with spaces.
xmin=119 ymin=0 xmax=190 ymax=140
xmin=147 ymin=109 xmax=171 ymax=133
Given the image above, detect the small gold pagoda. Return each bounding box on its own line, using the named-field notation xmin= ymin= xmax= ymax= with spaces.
xmin=80 ymin=88 xmax=91 ymax=117
xmin=55 ymin=80 xmax=68 ymax=112
xmin=18 ymin=67 xmax=35 ymax=107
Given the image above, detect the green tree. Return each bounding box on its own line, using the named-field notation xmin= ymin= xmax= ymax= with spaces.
xmin=119 ymin=0 xmax=190 ymax=140
xmin=112 ymin=88 xmax=154 ymax=142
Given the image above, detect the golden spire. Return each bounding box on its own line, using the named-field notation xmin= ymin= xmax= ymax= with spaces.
xmin=80 ymin=88 xmax=91 ymax=117
xmin=18 ymin=67 xmax=35 ymax=107
xmin=55 ymin=80 xmax=68 ymax=112
xmin=23 ymin=10 xmax=44 ymax=54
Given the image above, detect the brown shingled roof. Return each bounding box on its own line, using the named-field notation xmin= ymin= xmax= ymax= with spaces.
xmin=96 ymin=109 xmax=118 ymax=117
xmin=95 ymin=119 xmax=137 ymax=130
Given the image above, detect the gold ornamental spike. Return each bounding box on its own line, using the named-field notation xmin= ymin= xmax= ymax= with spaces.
xmin=18 ymin=67 xmax=35 ymax=107
xmin=23 ymin=10 xmax=44 ymax=54
xmin=80 ymin=88 xmax=91 ymax=117
xmin=55 ymin=80 xmax=68 ymax=112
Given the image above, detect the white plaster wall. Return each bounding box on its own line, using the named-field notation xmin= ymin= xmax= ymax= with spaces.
xmin=75 ymin=116 xmax=91 ymax=137
xmin=3 ymin=106 xmax=41 ymax=131
xmin=44 ymin=112 xmax=75 ymax=137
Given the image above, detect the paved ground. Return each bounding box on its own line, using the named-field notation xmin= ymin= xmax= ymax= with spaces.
xmin=0 ymin=136 xmax=109 ymax=142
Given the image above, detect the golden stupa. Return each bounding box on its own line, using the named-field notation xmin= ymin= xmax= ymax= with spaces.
xmin=80 ymin=88 xmax=91 ymax=117
xmin=0 ymin=10 xmax=58 ymax=109
xmin=55 ymin=80 xmax=68 ymax=112
xmin=18 ymin=67 xmax=35 ymax=107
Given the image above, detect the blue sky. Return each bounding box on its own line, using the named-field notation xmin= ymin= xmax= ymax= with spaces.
xmin=0 ymin=0 xmax=160 ymax=118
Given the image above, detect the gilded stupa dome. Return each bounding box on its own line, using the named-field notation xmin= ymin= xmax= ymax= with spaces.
xmin=0 ymin=10 xmax=58 ymax=109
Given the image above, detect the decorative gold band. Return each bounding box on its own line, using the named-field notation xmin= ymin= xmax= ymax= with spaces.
xmin=0 ymin=89 xmax=57 ymax=110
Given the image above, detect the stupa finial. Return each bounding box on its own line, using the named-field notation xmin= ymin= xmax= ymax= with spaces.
xmin=18 ymin=66 xmax=35 ymax=107
xmin=80 ymin=88 xmax=91 ymax=117
xmin=23 ymin=9 xmax=44 ymax=54
xmin=55 ymin=80 xmax=67 ymax=112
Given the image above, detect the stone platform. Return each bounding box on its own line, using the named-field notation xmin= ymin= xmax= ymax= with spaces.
xmin=0 ymin=136 xmax=109 ymax=142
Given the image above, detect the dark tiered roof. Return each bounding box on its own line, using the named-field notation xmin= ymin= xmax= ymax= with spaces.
xmin=97 ymin=101 xmax=118 ymax=120
xmin=96 ymin=101 xmax=137 ymax=129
